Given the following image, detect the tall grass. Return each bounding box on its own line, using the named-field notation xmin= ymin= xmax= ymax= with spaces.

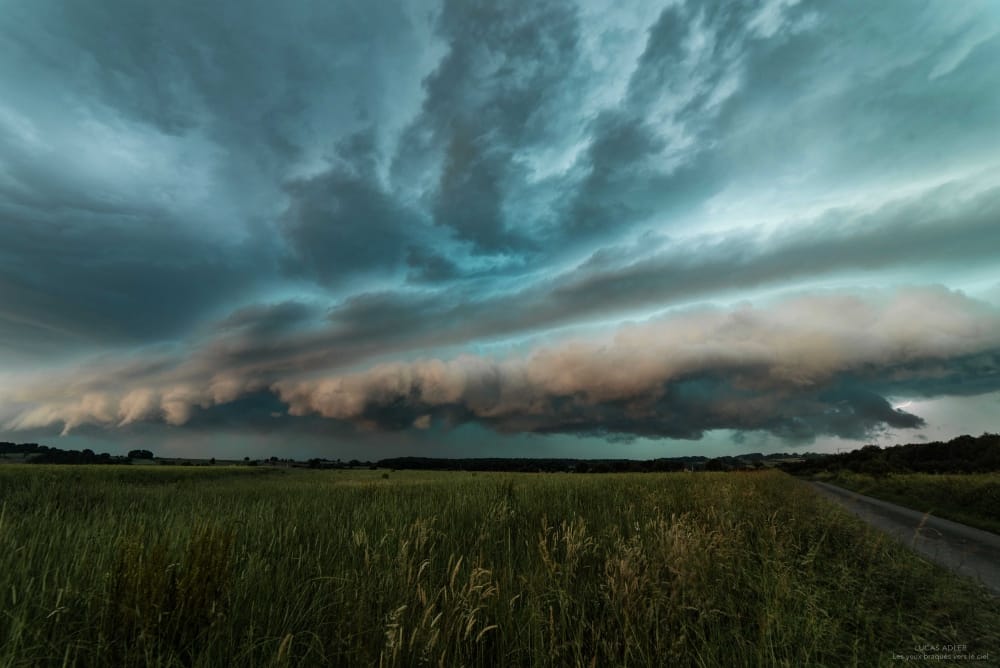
xmin=815 ymin=471 xmax=1000 ymax=534
xmin=0 ymin=466 xmax=997 ymax=666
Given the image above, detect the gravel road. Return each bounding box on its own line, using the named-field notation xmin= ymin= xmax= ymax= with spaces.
xmin=810 ymin=481 xmax=1000 ymax=595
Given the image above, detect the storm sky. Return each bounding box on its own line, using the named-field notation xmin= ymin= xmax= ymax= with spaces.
xmin=2 ymin=0 xmax=999 ymax=459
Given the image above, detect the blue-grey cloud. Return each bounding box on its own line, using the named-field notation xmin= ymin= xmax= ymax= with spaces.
xmin=279 ymin=131 xmax=424 ymax=286
xmin=268 ymin=287 xmax=998 ymax=441
xmin=2 ymin=0 xmax=1000 ymax=453
xmin=6 ymin=287 xmax=1000 ymax=443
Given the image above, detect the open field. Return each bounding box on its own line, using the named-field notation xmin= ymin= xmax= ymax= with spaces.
xmin=813 ymin=471 xmax=1000 ymax=535
xmin=1 ymin=467 xmax=998 ymax=667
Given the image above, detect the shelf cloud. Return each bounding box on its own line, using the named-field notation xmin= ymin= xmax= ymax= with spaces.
xmin=2 ymin=0 xmax=999 ymax=455
xmin=6 ymin=287 xmax=1000 ymax=445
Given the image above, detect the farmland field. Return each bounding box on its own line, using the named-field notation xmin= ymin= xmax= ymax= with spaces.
xmin=812 ymin=471 xmax=1000 ymax=535
xmin=1 ymin=466 xmax=997 ymax=667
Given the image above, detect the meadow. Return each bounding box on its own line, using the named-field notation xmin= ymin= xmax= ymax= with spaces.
xmin=813 ymin=471 xmax=1000 ymax=535
xmin=1 ymin=466 xmax=997 ymax=667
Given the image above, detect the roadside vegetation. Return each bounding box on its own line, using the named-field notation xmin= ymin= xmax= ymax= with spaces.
xmin=1 ymin=466 xmax=997 ymax=666
xmin=814 ymin=470 xmax=1000 ymax=535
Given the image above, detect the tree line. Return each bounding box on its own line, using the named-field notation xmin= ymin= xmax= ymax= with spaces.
xmin=0 ymin=442 xmax=154 ymax=465
xmin=780 ymin=432 xmax=1000 ymax=476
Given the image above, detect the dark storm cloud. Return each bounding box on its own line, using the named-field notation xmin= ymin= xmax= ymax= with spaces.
xmin=9 ymin=286 xmax=1000 ymax=443
xmin=3 ymin=0 xmax=997 ymax=345
xmin=271 ymin=287 xmax=999 ymax=441
xmin=275 ymin=176 xmax=1000 ymax=372
xmin=2 ymin=1 xmax=1000 ymax=450
xmin=0 ymin=204 xmax=270 ymax=355
xmin=2 ymin=1 xmax=430 ymax=152
xmin=211 ymin=301 xmax=320 ymax=339
xmin=405 ymin=247 xmax=464 ymax=283
xmin=565 ymin=112 xmax=669 ymax=237
xmin=562 ymin=1 xmax=754 ymax=238
xmin=870 ymin=352 xmax=1000 ymax=400
xmin=280 ymin=147 xmax=422 ymax=286
xmin=0 ymin=0 xmax=439 ymax=358
xmin=557 ymin=0 xmax=1000 ymax=250
xmin=394 ymin=0 xmax=581 ymax=253
xmin=5 ymin=161 xmax=1000 ymax=439
xmin=16 ymin=165 xmax=995 ymax=408
xmin=548 ymin=177 xmax=1000 ymax=319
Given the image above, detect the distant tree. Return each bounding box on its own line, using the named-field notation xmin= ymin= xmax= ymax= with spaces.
xmin=860 ymin=457 xmax=890 ymax=479
xmin=127 ymin=449 xmax=154 ymax=460
xmin=704 ymin=458 xmax=727 ymax=472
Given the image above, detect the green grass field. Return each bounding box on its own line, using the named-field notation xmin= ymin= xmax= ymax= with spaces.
xmin=815 ymin=471 xmax=1000 ymax=535
xmin=1 ymin=466 xmax=997 ymax=667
